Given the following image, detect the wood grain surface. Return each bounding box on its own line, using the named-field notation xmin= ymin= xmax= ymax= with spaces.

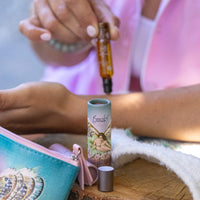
xmin=23 ymin=133 xmax=192 ymax=200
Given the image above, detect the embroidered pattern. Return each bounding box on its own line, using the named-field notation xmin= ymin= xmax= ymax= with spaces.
xmin=0 ymin=168 xmax=44 ymax=200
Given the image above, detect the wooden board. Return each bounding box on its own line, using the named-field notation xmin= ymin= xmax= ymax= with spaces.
xmin=23 ymin=133 xmax=192 ymax=200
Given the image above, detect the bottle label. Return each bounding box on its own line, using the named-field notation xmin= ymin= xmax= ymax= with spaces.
xmin=87 ymin=99 xmax=111 ymax=167
xmin=97 ymin=40 xmax=113 ymax=77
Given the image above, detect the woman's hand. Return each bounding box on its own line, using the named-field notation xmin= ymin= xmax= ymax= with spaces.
xmin=0 ymin=82 xmax=87 ymax=134
xmin=19 ymin=0 xmax=120 ymax=43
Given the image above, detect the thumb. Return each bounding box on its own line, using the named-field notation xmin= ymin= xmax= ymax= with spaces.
xmin=89 ymin=0 xmax=120 ymax=40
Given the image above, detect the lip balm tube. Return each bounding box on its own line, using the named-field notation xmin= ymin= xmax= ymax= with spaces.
xmin=97 ymin=22 xmax=113 ymax=94
xmin=87 ymin=98 xmax=111 ymax=167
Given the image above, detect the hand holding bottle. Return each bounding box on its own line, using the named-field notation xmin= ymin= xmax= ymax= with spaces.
xmin=19 ymin=0 xmax=120 ymax=44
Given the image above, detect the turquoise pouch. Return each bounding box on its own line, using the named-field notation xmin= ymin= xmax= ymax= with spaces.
xmin=0 ymin=126 xmax=80 ymax=200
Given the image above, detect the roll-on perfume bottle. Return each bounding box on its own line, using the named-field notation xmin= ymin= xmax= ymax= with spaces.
xmin=87 ymin=98 xmax=111 ymax=167
xmin=97 ymin=22 xmax=113 ymax=94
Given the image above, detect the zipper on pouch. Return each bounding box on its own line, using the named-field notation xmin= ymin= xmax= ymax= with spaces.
xmin=0 ymin=126 xmax=79 ymax=167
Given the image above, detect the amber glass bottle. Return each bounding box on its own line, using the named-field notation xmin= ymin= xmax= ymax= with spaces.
xmin=97 ymin=22 xmax=113 ymax=94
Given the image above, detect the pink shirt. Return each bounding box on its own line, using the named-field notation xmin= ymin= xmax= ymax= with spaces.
xmin=41 ymin=0 xmax=200 ymax=94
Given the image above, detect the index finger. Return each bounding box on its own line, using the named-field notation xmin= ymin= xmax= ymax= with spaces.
xmin=0 ymin=85 xmax=31 ymax=111
xmin=19 ymin=18 xmax=52 ymax=41
xmin=65 ymin=0 xmax=99 ymax=38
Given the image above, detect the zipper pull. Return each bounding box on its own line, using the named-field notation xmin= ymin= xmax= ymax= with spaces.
xmin=73 ymin=144 xmax=94 ymax=190
xmin=71 ymin=149 xmax=80 ymax=161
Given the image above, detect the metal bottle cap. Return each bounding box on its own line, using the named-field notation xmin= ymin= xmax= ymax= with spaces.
xmin=98 ymin=166 xmax=114 ymax=192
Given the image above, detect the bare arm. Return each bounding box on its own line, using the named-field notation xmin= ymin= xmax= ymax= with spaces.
xmin=109 ymin=86 xmax=200 ymax=142
xmin=1 ymin=82 xmax=200 ymax=142
xmin=78 ymin=84 xmax=200 ymax=142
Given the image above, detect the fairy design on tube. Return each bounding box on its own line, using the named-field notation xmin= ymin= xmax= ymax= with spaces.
xmin=88 ymin=121 xmax=111 ymax=167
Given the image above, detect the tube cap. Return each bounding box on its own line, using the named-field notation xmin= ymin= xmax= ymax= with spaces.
xmin=103 ymin=78 xmax=112 ymax=94
xmin=98 ymin=166 xmax=114 ymax=192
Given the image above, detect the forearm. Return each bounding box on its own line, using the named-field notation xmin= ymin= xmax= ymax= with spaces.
xmin=110 ymin=86 xmax=200 ymax=141
xmin=31 ymin=41 xmax=93 ymax=67
xmin=75 ymin=84 xmax=200 ymax=142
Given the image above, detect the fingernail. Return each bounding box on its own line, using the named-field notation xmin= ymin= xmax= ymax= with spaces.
xmin=91 ymin=38 xmax=97 ymax=47
xmin=40 ymin=33 xmax=51 ymax=41
xmin=114 ymin=25 xmax=119 ymax=31
xmin=87 ymin=25 xmax=97 ymax=37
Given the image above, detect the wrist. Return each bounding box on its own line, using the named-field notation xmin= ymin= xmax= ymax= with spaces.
xmin=48 ymin=39 xmax=93 ymax=54
xmin=62 ymin=93 xmax=88 ymax=134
